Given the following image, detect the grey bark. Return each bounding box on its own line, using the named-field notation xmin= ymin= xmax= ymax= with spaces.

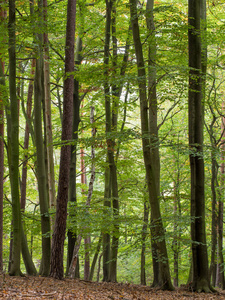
xmin=8 ymin=0 xmax=22 ymax=276
xmin=0 ymin=58 xmax=5 ymax=272
xmin=129 ymin=0 xmax=174 ymax=290
xmin=34 ymin=0 xmax=51 ymax=275
xmin=43 ymin=0 xmax=56 ymax=228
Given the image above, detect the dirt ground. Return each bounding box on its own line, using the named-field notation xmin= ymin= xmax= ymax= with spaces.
xmin=0 ymin=274 xmax=225 ymax=299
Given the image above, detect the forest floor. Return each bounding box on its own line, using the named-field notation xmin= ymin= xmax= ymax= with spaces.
xmin=0 ymin=274 xmax=225 ymax=299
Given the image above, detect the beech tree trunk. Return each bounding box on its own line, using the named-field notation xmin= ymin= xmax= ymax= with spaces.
xmin=218 ymin=111 xmax=225 ymax=288
xmin=43 ymin=0 xmax=56 ymax=225
xmin=20 ymin=59 xmax=35 ymax=212
xmin=130 ymin=0 xmax=174 ymax=290
xmin=50 ymin=0 xmax=76 ymax=280
xmin=89 ymin=235 xmax=102 ymax=281
xmin=102 ymin=164 xmax=111 ymax=282
xmin=68 ymin=107 xmax=96 ymax=279
xmin=66 ymin=36 xmax=82 ymax=277
xmin=0 ymin=59 xmax=5 ymax=273
xmin=34 ymin=0 xmax=51 ymax=276
xmin=141 ymin=199 xmax=149 ymax=285
xmin=0 ymin=4 xmax=6 ymax=272
xmin=8 ymin=0 xmax=22 ymax=276
xmin=188 ymin=0 xmax=212 ymax=292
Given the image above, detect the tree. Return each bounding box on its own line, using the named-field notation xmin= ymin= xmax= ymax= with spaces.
xmin=129 ymin=0 xmax=174 ymax=290
xmin=66 ymin=35 xmax=82 ymax=278
xmin=0 ymin=3 xmax=6 ymax=271
xmin=8 ymin=0 xmax=22 ymax=276
xmin=33 ymin=0 xmax=51 ymax=276
xmin=0 ymin=58 xmax=5 ymax=273
xmin=188 ymin=0 xmax=213 ymax=292
xmin=50 ymin=0 xmax=76 ymax=280
xmin=43 ymin=0 xmax=56 ymax=223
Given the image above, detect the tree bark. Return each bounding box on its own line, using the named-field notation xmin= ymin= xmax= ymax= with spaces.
xmin=89 ymin=235 xmax=102 ymax=281
xmin=8 ymin=0 xmax=22 ymax=276
xmin=129 ymin=0 xmax=174 ymax=290
xmin=66 ymin=36 xmax=82 ymax=277
xmin=20 ymin=59 xmax=35 ymax=212
xmin=50 ymin=0 xmax=76 ymax=280
xmin=188 ymin=0 xmax=212 ymax=292
xmin=102 ymin=164 xmax=111 ymax=282
xmin=146 ymin=0 xmax=162 ymax=287
xmin=68 ymin=107 xmax=96 ymax=279
xmin=218 ymin=109 xmax=225 ymax=289
xmin=43 ymin=0 xmax=56 ymax=227
xmin=34 ymin=0 xmax=51 ymax=276
xmin=0 ymin=4 xmax=6 ymax=272
xmin=0 ymin=59 xmax=5 ymax=273
xmin=141 ymin=199 xmax=149 ymax=285
xmin=209 ymin=151 xmax=218 ymax=286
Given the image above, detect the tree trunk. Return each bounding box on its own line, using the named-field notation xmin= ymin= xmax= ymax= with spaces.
xmin=141 ymin=199 xmax=149 ymax=285
xmin=146 ymin=0 xmax=162 ymax=287
xmin=172 ymin=176 xmax=181 ymax=287
xmin=89 ymin=235 xmax=102 ymax=281
xmin=0 ymin=4 xmax=6 ymax=272
xmin=102 ymin=165 xmax=111 ymax=282
xmin=43 ymin=0 xmax=56 ymax=226
xmin=129 ymin=0 xmax=174 ymax=290
xmin=209 ymin=152 xmax=218 ymax=286
xmin=188 ymin=0 xmax=212 ymax=292
xmin=66 ymin=36 xmax=82 ymax=277
xmin=103 ymin=0 xmax=120 ymax=283
xmin=20 ymin=59 xmax=35 ymax=212
xmin=21 ymin=225 xmax=37 ymax=275
xmin=218 ymin=110 xmax=225 ymax=289
xmin=50 ymin=0 xmax=76 ymax=280
xmin=34 ymin=0 xmax=51 ymax=275
xmin=0 ymin=59 xmax=5 ymax=273
xmin=8 ymin=0 xmax=22 ymax=276
xmin=68 ymin=107 xmax=96 ymax=279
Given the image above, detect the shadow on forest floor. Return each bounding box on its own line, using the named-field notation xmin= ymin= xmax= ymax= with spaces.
xmin=0 ymin=274 xmax=225 ymax=299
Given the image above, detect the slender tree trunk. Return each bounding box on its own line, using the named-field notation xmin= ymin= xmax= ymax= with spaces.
xmin=209 ymin=152 xmax=218 ymax=286
xmin=8 ymin=0 xmax=22 ymax=276
xmin=66 ymin=36 xmax=82 ymax=277
xmin=20 ymin=59 xmax=35 ymax=212
xmin=21 ymin=225 xmax=37 ymax=275
xmin=0 ymin=4 xmax=6 ymax=272
xmin=68 ymin=107 xmax=96 ymax=278
xmin=188 ymin=0 xmax=212 ymax=292
xmin=34 ymin=0 xmax=51 ymax=276
xmin=19 ymin=60 xmax=37 ymax=276
xmin=50 ymin=0 xmax=76 ymax=280
xmin=172 ymin=176 xmax=181 ymax=287
xmin=0 ymin=59 xmax=5 ymax=273
xmin=129 ymin=0 xmax=173 ymax=290
xmin=89 ymin=235 xmax=102 ymax=281
xmin=103 ymin=0 xmax=120 ymax=282
xmin=109 ymin=1 xmax=119 ymax=283
xmin=102 ymin=164 xmax=111 ymax=282
xmin=79 ymin=106 xmax=91 ymax=280
xmin=146 ymin=0 xmax=162 ymax=287
xmin=218 ymin=111 xmax=225 ymax=289
xmin=102 ymin=0 xmax=112 ymax=283
xmin=43 ymin=0 xmax=56 ymax=225
xmin=141 ymin=199 xmax=149 ymax=285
